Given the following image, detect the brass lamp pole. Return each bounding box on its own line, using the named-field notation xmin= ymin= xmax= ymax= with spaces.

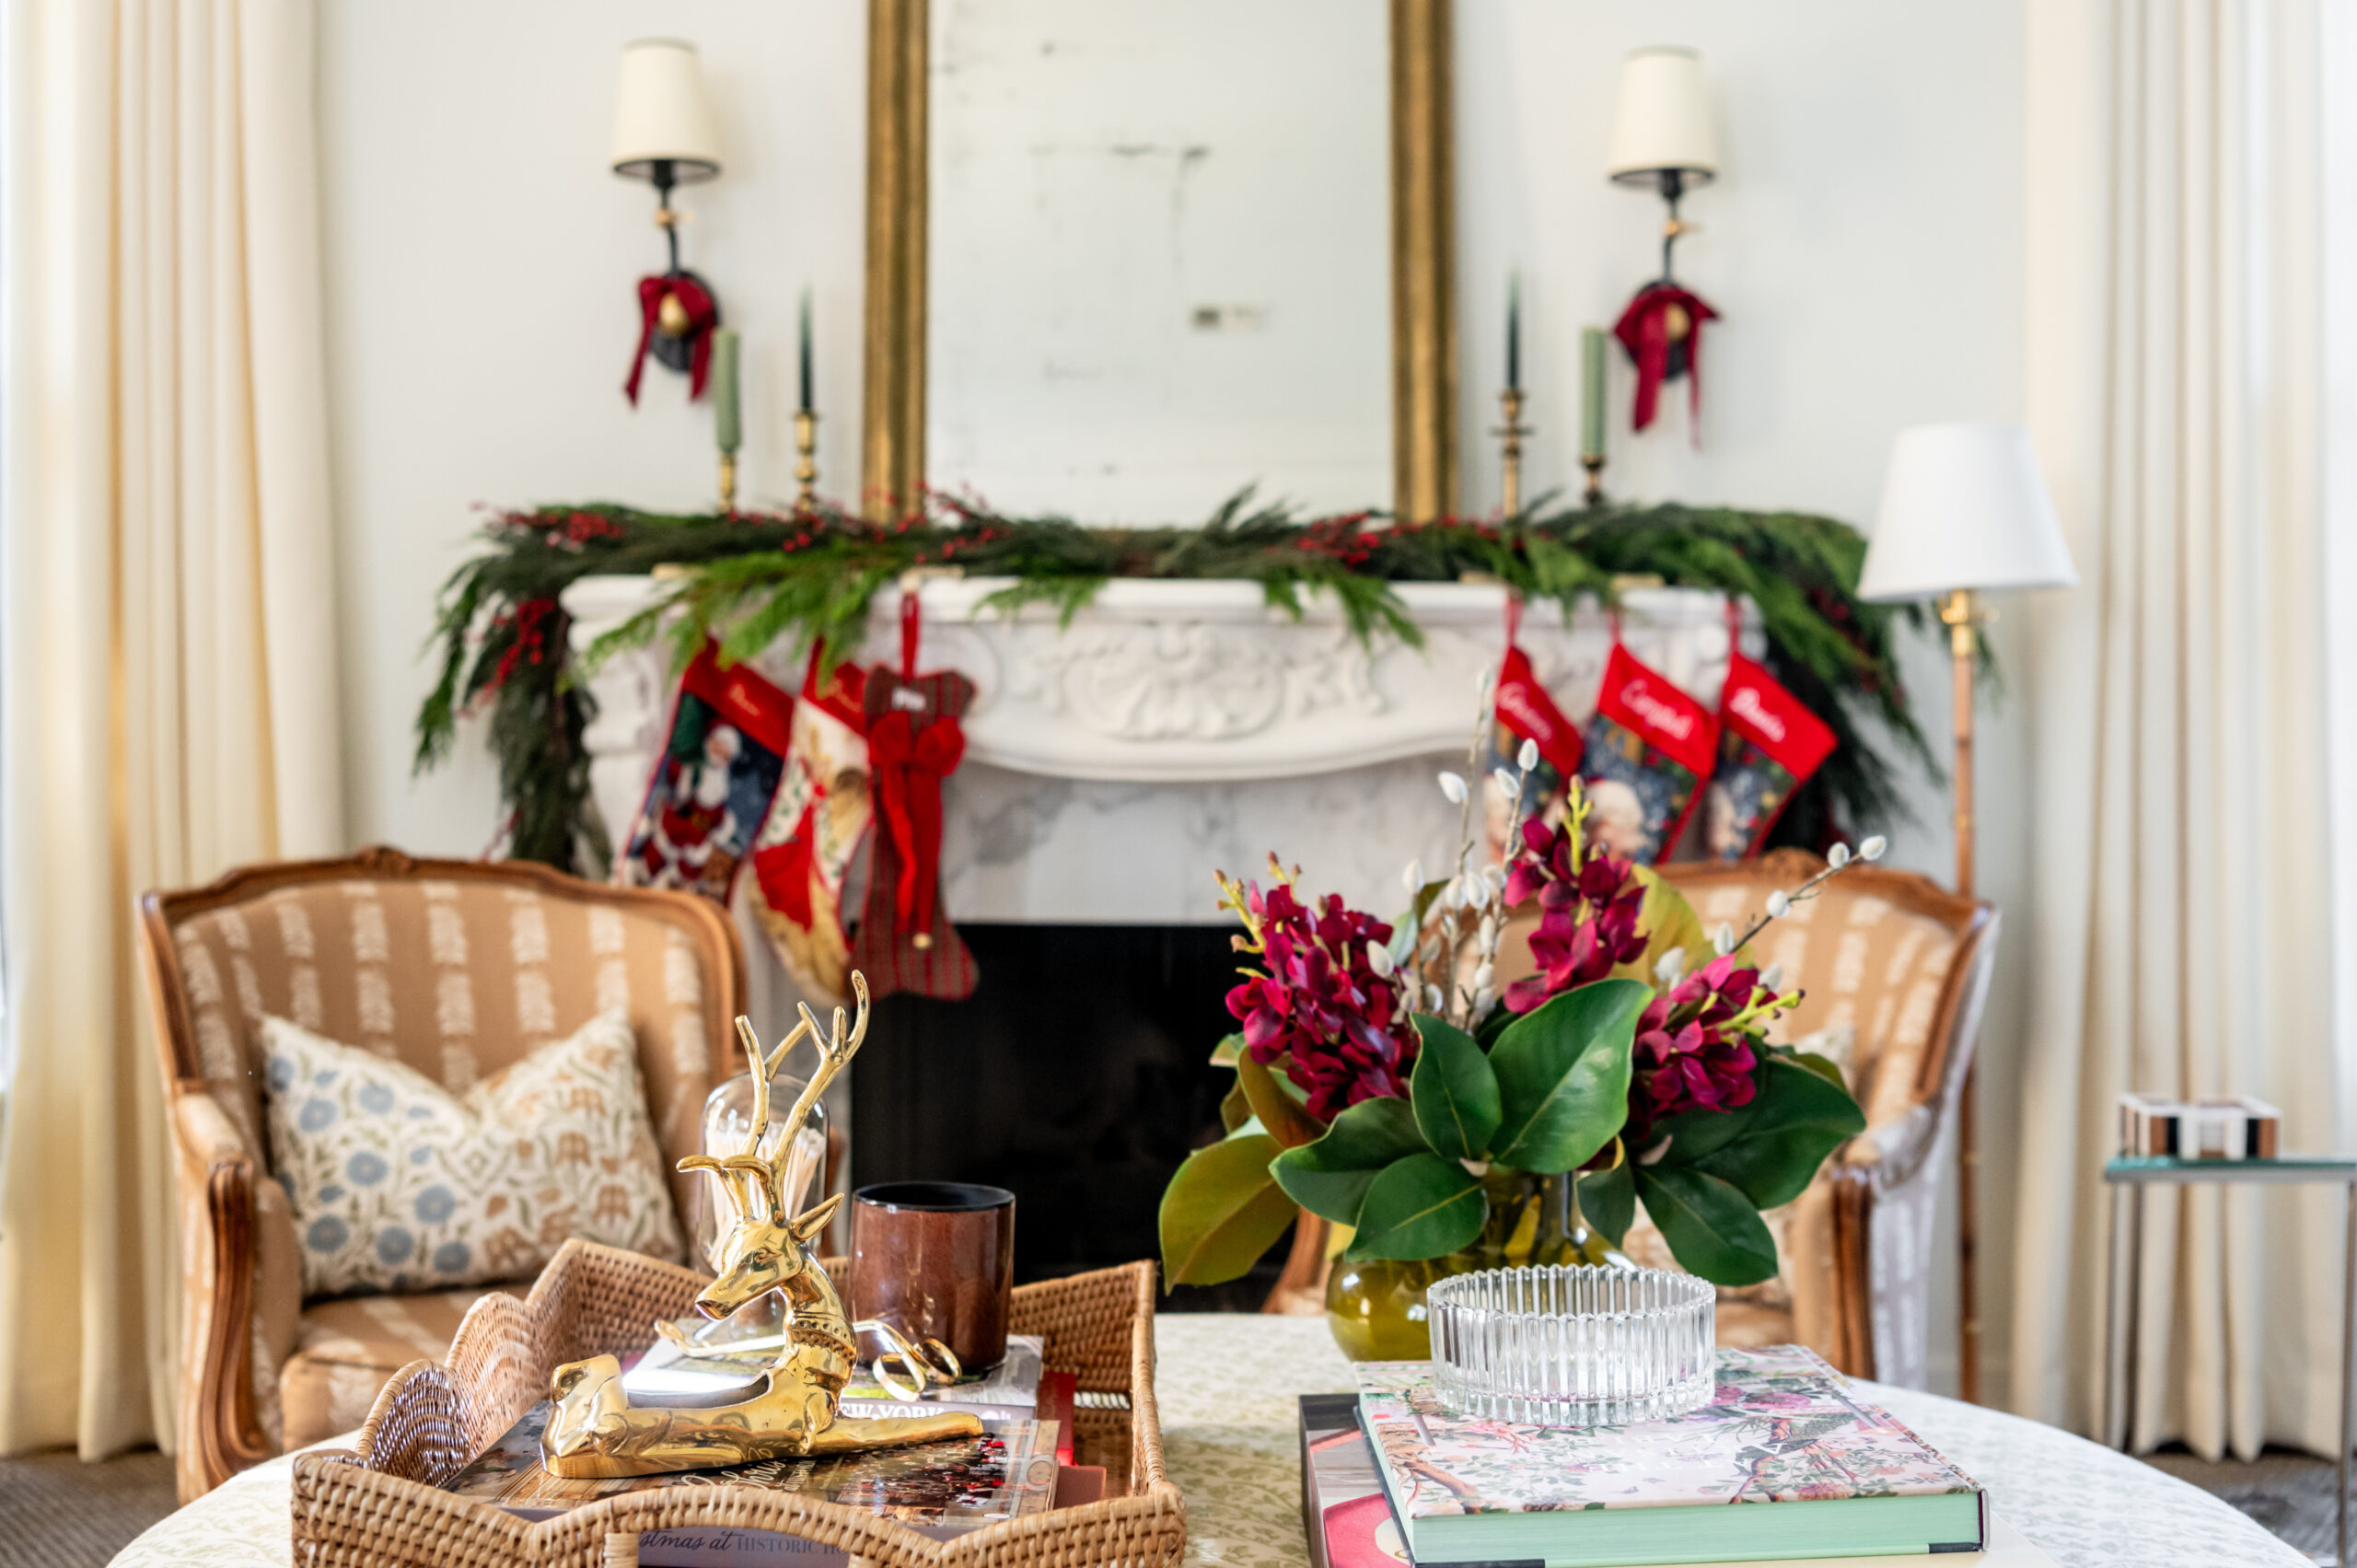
xmin=1942 ymin=586 xmax=1982 ymax=1401
xmin=1861 ymin=424 xmax=2076 ymax=1407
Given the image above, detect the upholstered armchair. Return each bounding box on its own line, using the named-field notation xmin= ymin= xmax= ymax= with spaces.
xmin=1263 ymin=850 xmax=1995 ymax=1388
xmin=1611 ymin=851 xmax=1996 ymax=1384
xmin=138 ymin=847 xmax=746 ymax=1502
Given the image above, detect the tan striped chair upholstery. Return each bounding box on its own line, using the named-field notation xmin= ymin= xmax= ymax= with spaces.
xmin=138 ymin=847 xmax=746 ymax=1502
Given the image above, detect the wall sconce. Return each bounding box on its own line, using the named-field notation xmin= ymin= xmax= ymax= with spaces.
xmin=1607 ymin=46 xmax=1721 ymax=436
xmin=614 ymin=38 xmax=725 ymax=403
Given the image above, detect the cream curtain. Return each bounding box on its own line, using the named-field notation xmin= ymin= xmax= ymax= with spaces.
xmin=0 ymin=0 xmax=342 ymax=1458
xmin=2011 ymin=0 xmax=2339 ymax=1458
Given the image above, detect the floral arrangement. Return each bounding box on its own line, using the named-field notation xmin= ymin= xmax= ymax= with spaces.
xmin=1159 ymin=697 xmax=1882 ymax=1291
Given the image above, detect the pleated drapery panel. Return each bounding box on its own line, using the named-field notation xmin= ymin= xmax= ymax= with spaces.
xmin=2011 ymin=0 xmax=2338 ymax=1460
xmin=0 ymin=0 xmax=343 ymax=1458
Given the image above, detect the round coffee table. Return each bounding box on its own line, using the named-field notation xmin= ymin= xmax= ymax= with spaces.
xmin=113 ymin=1315 xmax=2303 ymax=1567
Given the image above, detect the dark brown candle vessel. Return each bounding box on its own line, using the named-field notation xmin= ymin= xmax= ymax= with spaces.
xmin=848 ymin=1181 xmax=1016 ymax=1372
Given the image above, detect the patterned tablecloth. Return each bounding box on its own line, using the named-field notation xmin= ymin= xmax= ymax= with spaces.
xmin=112 ymin=1314 xmax=2304 ymax=1568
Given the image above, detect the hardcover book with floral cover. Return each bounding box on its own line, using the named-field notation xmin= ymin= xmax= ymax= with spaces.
xmin=1354 ymin=1347 xmax=1985 ymax=1566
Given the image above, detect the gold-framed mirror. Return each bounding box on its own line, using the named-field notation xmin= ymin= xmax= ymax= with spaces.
xmin=861 ymin=0 xmax=1457 ymax=523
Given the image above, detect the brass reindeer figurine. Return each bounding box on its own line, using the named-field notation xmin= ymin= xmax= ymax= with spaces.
xmin=542 ymin=974 xmax=983 ymax=1478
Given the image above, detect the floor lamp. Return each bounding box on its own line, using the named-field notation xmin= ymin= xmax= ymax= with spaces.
xmin=1859 ymin=424 xmax=2077 ymax=1405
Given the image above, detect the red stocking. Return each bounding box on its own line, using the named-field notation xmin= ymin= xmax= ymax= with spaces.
xmin=1576 ymin=633 xmax=1720 ymax=865
xmin=847 ymin=597 xmax=979 ymax=1002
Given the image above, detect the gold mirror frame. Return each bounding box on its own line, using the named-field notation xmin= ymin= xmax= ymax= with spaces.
xmin=860 ymin=0 xmax=1458 ymax=522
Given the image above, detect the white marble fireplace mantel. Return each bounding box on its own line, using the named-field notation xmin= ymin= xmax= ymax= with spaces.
xmin=563 ymin=575 xmax=1759 ymax=925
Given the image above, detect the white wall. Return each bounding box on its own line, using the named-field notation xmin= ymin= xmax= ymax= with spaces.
xmin=1455 ymin=1 xmax=2030 ymax=1399
xmin=321 ymin=0 xmax=2030 ymax=1399
xmin=320 ymin=0 xmax=870 ymax=858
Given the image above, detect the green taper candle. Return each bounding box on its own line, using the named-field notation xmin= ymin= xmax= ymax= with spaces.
xmin=1580 ymin=326 xmax=1607 ymax=459
xmin=713 ymin=328 xmax=742 ymax=454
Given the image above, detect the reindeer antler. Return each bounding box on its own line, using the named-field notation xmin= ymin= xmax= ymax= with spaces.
xmin=774 ymin=971 xmax=867 ymax=1154
xmin=679 ymin=974 xmax=871 ymax=1226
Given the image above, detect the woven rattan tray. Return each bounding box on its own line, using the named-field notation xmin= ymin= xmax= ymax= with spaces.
xmin=290 ymin=1239 xmax=1182 ymax=1568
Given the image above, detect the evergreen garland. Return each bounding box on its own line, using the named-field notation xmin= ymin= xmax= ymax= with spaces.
xmin=415 ymin=495 xmax=1935 ymax=875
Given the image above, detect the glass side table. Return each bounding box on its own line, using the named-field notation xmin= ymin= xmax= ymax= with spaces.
xmin=2105 ymin=1155 xmax=2357 ymax=1566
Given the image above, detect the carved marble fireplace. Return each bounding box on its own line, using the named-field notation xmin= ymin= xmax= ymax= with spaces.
xmin=565 ymin=576 xmax=1754 ymax=1282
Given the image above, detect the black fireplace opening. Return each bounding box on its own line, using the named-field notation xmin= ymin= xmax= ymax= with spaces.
xmin=853 ymin=923 xmax=1289 ymax=1310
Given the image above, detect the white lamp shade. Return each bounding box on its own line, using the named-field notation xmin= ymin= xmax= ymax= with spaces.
xmin=611 ymin=39 xmax=722 ymax=183
xmin=1608 ymin=47 xmax=1718 ymax=184
xmin=1859 ymin=424 xmax=2078 ymax=601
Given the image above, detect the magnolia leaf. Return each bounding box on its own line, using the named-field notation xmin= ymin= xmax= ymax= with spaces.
xmin=1346 ymin=1154 xmax=1487 ymax=1261
xmin=1605 ymin=867 xmax=1713 ymax=986
xmin=1157 ymin=1132 xmax=1297 ymax=1286
xmin=1634 ymin=1166 xmax=1780 ymax=1287
xmin=1410 ymin=1014 xmax=1502 ymax=1160
xmin=1656 ymin=1058 xmax=1866 ymax=1211
xmin=1608 ymin=868 xmax=1765 ymax=985
xmin=1237 ymin=1051 xmax=1322 ymax=1150
xmin=1786 ymin=1051 xmax=1849 ymax=1092
xmin=1271 ymin=1096 xmax=1427 ymax=1225
xmin=1488 ymin=979 xmax=1652 ymax=1174
xmin=1218 ymin=1075 xmax=1250 ymax=1134
xmin=1577 ymin=1151 xmax=1637 ymax=1249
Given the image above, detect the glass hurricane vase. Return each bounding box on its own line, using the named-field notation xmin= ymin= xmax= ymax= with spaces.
xmin=694 ymin=1067 xmax=829 ymax=1272
xmin=1325 ymin=1168 xmax=1609 ymax=1361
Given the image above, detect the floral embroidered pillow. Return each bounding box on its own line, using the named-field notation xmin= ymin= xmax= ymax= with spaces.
xmin=261 ymin=1011 xmax=685 ymax=1297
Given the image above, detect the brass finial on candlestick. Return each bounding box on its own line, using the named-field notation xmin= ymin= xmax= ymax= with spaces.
xmin=794 ymin=409 xmax=819 ymax=511
xmin=1495 ymin=389 xmax=1530 ymax=517
xmin=719 ymin=451 xmax=738 ymax=513
xmin=1581 ymin=453 xmax=1606 ymax=507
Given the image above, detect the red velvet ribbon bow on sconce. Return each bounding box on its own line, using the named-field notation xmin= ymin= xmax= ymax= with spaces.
xmin=1612 ymin=281 xmax=1719 ymax=438
xmin=624 ymin=273 xmax=718 ymax=404
xmin=866 ymin=704 xmax=965 ymax=942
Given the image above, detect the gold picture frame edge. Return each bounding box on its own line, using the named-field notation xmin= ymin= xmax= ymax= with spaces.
xmin=861 ymin=0 xmax=928 ymax=519
xmin=857 ymin=0 xmax=1460 ymax=524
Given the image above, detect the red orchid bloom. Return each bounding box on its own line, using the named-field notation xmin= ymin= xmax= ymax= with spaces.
xmin=1499 ymin=818 xmax=1648 ymax=1014
xmin=1224 ymin=879 xmax=1417 ymax=1121
xmin=1629 ymin=953 xmax=1766 ymax=1132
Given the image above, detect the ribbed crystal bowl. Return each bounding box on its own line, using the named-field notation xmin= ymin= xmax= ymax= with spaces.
xmin=1427 ymin=1263 xmax=1716 ymax=1426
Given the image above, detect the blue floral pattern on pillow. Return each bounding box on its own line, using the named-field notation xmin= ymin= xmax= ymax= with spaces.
xmin=261 ymin=1012 xmax=683 ymax=1297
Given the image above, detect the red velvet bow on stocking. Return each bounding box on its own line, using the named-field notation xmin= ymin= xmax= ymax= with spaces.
xmin=1612 ymin=282 xmax=1719 ymax=438
xmin=865 ymin=708 xmax=966 ymax=939
xmin=624 ymin=273 xmax=717 ymax=404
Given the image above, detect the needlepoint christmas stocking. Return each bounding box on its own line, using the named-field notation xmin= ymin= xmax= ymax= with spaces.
xmin=1577 ymin=642 xmax=1720 ymax=865
xmin=619 ymin=642 xmax=795 ymax=903
xmin=748 ymin=657 xmax=874 ymax=1004
xmin=1702 ymin=650 xmax=1838 ymax=860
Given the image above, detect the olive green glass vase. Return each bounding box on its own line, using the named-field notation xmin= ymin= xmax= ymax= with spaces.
xmin=1325 ymin=1169 xmax=1604 ymax=1361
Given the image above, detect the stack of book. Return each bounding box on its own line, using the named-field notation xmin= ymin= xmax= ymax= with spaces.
xmin=1302 ymin=1346 xmax=2054 ymax=1568
xmin=2118 ymin=1092 xmax=2282 ymax=1160
xmin=438 ymin=1338 xmax=1082 ymax=1568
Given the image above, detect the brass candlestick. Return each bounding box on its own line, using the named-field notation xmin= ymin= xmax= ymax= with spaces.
xmin=1581 ymin=453 xmax=1606 ymax=506
xmin=794 ymin=409 xmax=819 ymax=510
xmin=718 ymin=451 xmax=738 ymax=514
xmin=1495 ymin=389 xmax=1530 ymax=517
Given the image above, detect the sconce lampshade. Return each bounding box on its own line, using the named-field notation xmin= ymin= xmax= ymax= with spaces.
xmin=1608 ymin=46 xmax=1718 ymax=185
xmin=1860 ymin=424 xmax=2079 ymax=601
xmin=611 ymin=39 xmax=722 ymax=184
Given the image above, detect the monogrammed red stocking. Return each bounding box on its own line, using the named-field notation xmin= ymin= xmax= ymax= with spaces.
xmin=1701 ymin=647 xmax=1837 ymax=861
xmin=1576 ymin=641 xmax=1720 ymax=865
